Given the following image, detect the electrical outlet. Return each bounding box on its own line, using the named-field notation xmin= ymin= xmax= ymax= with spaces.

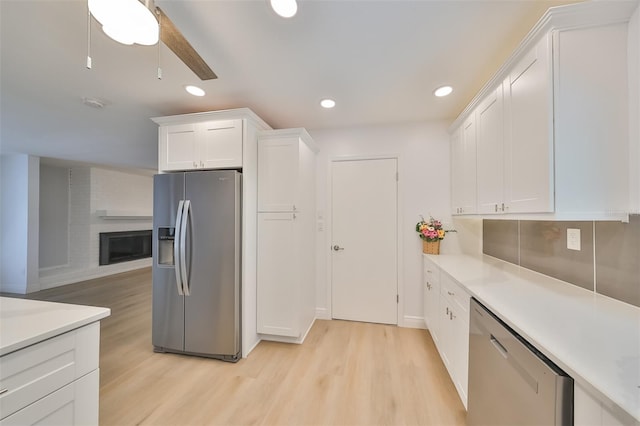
xmin=567 ymin=228 xmax=581 ymax=251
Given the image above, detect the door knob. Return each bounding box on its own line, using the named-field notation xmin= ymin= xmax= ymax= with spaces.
xmin=332 ymin=245 xmax=344 ymax=251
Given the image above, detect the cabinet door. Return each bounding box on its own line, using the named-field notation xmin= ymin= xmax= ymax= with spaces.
xmin=423 ymin=258 xmax=440 ymax=344
xmin=476 ymin=84 xmax=505 ymax=214
xmin=505 ymin=34 xmax=554 ymax=213
xmin=199 ymin=119 xmax=243 ymax=169
xmin=159 ymin=124 xmax=199 ymax=171
xmin=450 ymin=127 xmax=463 ymax=215
xmin=257 ymin=138 xmax=299 ymax=212
xmin=451 ymin=302 xmax=470 ymax=409
xmin=256 ymin=212 xmax=299 ymax=337
xmin=460 ymin=114 xmax=478 ymax=214
xmin=451 ymin=123 xmax=476 ymax=215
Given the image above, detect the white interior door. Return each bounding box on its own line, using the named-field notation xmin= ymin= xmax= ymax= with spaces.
xmin=331 ymin=158 xmax=398 ymax=325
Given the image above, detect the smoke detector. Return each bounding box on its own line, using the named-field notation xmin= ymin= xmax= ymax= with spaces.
xmin=82 ymin=97 xmax=108 ymax=109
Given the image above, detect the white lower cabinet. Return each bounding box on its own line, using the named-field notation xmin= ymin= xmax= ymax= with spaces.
xmin=574 ymin=382 xmax=639 ymax=426
xmin=1 ymin=370 xmax=98 ymax=426
xmin=0 ymin=323 xmax=100 ymax=425
xmin=422 ymin=256 xmax=441 ymax=345
xmin=422 ymin=255 xmax=471 ymax=409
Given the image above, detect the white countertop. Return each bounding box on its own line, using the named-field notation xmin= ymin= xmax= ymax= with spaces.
xmin=425 ymin=253 xmax=640 ymax=422
xmin=0 ymin=297 xmax=111 ymax=356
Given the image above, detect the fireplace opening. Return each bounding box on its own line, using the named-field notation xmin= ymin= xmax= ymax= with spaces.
xmin=99 ymin=230 xmax=152 ymax=266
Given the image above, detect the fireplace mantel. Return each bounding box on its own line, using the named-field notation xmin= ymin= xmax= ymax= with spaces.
xmin=95 ymin=210 xmax=152 ymax=220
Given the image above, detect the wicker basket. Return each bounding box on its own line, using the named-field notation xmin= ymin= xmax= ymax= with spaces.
xmin=422 ymin=240 xmax=440 ymax=255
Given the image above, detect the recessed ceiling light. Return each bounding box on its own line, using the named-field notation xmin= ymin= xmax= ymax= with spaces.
xmin=320 ymin=98 xmax=336 ymax=109
xmin=185 ymin=85 xmax=205 ymax=97
xmin=270 ymin=0 xmax=297 ymax=18
xmin=434 ymin=86 xmax=453 ymax=97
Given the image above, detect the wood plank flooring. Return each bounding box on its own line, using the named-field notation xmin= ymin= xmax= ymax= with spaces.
xmin=14 ymin=268 xmax=466 ymax=425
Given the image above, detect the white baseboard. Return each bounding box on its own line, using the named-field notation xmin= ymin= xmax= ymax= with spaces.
xmin=403 ymin=315 xmax=427 ymax=329
xmin=315 ymin=307 xmax=331 ymax=320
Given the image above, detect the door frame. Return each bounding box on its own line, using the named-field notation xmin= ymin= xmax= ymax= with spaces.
xmin=325 ymin=154 xmax=404 ymax=327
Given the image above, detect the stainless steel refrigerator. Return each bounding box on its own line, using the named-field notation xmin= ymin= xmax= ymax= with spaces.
xmin=152 ymin=170 xmax=241 ymax=362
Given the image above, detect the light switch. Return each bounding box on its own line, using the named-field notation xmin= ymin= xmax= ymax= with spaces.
xmin=567 ymin=228 xmax=581 ymax=251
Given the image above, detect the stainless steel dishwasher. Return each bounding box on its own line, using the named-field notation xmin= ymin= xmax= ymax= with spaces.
xmin=468 ymin=298 xmax=573 ymax=425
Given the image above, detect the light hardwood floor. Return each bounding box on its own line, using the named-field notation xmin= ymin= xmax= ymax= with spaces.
xmin=17 ymin=268 xmax=466 ymax=426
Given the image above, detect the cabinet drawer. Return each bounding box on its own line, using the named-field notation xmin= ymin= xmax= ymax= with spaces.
xmin=0 ymin=323 xmax=99 ymax=420
xmin=440 ymin=273 xmax=470 ymax=314
xmin=0 ymin=369 xmax=99 ymax=426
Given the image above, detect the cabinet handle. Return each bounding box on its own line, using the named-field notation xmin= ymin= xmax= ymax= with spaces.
xmin=427 ymin=283 xmax=431 ymax=290
xmin=447 ymin=291 xmax=454 ymax=296
xmin=446 ymin=307 xmax=449 ymax=315
xmin=0 ymin=388 xmax=8 ymax=395
xmin=293 ymin=213 xmax=297 ymax=219
xmin=193 ymin=161 xmax=198 ymax=167
xmin=200 ymin=161 xmax=204 ymax=167
xmin=450 ymin=311 xmax=454 ymax=320
xmin=495 ymin=204 xmax=498 ymax=212
xmin=501 ymin=202 xmax=505 ymax=212
xmin=292 ymin=204 xmax=297 ymax=211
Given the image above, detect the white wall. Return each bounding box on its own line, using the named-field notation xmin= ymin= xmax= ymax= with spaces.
xmin=1 ymin=154 xmax=40 ymax=294
xmin=39 ymin=166 xmax=153 ymax=289
xmin=310 ymin=121 xmax=469 ymax=327
xmin=39 ymin=164 xmax=69 ymax=269
xmin=629 ymin=2 xmax=640 ymax=214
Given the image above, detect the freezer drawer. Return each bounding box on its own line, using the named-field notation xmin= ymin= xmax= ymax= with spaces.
xmin=468 ymin=298 xmax=573 ymax=426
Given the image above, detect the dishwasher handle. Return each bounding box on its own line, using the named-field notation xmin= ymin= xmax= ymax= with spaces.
xmin=490 ymin=334 xmax=508 ymax=359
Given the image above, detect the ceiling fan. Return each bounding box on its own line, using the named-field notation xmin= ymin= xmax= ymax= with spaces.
xmin=88 ymin=0 xmax=217 ymax=80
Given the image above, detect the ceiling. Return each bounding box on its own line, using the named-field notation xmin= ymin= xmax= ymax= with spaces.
xmin=0 ymin=0 xmax=580 ymax=170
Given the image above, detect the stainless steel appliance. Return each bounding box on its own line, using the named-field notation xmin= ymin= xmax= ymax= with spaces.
xmin=468 ymin=298 xmax=573 ymax=425
xmin=152 ymin=170 xmax=241 ymax=362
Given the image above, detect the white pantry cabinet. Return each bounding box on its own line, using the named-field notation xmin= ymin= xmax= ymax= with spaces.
xmin=158 ymin=119 xmax=243 ymax=171
xmin=422 ymin=256 xmax=441 ymax=345
xmin=0 ymin=323 xmax=101 ymax=426
xmin=256 ymin=128 xmax=317 ymax=342
xmin=450 ymin=2 xmax=636 ymax=219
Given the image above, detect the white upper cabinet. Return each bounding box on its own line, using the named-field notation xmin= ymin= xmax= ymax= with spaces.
xmin=257 ymin=129 xmax=317 ymax=213
xmin=199 ymin=120 xmax=243 ymax=169
xmin=257 ymin=137 xmax=300 ymax=212
xmin=449 ymin=2 xmax=637 ymax=220
xmin=158 ymin=119 xmax=243 ymax=171
xmin=504 ymin=34 xmax=554 ymax=214
xmin=451 ymin=115 xmax=477 ymax=215
xmin=476 ymin=83 xmax=506 ymax=214
xmin=159 ymin=123 xmax=199 ymax=171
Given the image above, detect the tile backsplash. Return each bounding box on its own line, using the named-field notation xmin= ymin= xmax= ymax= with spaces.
xmin=483 ymin=215 xmax=640 ymax=307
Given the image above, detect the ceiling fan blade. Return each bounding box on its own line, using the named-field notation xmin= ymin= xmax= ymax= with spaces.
xmin=157 ymin=7 xmax=217 ymax=80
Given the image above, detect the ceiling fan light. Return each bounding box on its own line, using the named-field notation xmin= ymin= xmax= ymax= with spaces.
xmin=102 ymin=24 xmax=136 ymax=46
xmin=88 ymin=0 xmax=159 ymax=46
xmin=270 ymin=0 xmax=297 ymax=18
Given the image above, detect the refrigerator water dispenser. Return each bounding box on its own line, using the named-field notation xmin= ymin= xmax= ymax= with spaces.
xmin=158 ymin=227 xmax=175 ymax=265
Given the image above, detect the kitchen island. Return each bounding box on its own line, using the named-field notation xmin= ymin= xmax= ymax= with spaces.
xmin=0 ymin=297 xmax=110 ymax=425
xmin=424 ymin=254 xmax=640 ymax=425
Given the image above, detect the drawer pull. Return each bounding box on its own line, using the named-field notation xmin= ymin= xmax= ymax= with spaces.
xmin=0 ymin=388 xmax=8 ymax=395
xmin=448 ymin=291 xmax=454 ymax=296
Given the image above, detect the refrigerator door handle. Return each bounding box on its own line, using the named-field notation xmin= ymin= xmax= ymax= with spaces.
xmin=180 ymin=200 xmax=191 ymax=296
xmin=174 ymin=200 xmax=185 ymax=296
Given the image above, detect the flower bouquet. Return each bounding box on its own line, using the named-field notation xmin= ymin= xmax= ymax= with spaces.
xmin=415 ymin=215 xmax=453 ymax=254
